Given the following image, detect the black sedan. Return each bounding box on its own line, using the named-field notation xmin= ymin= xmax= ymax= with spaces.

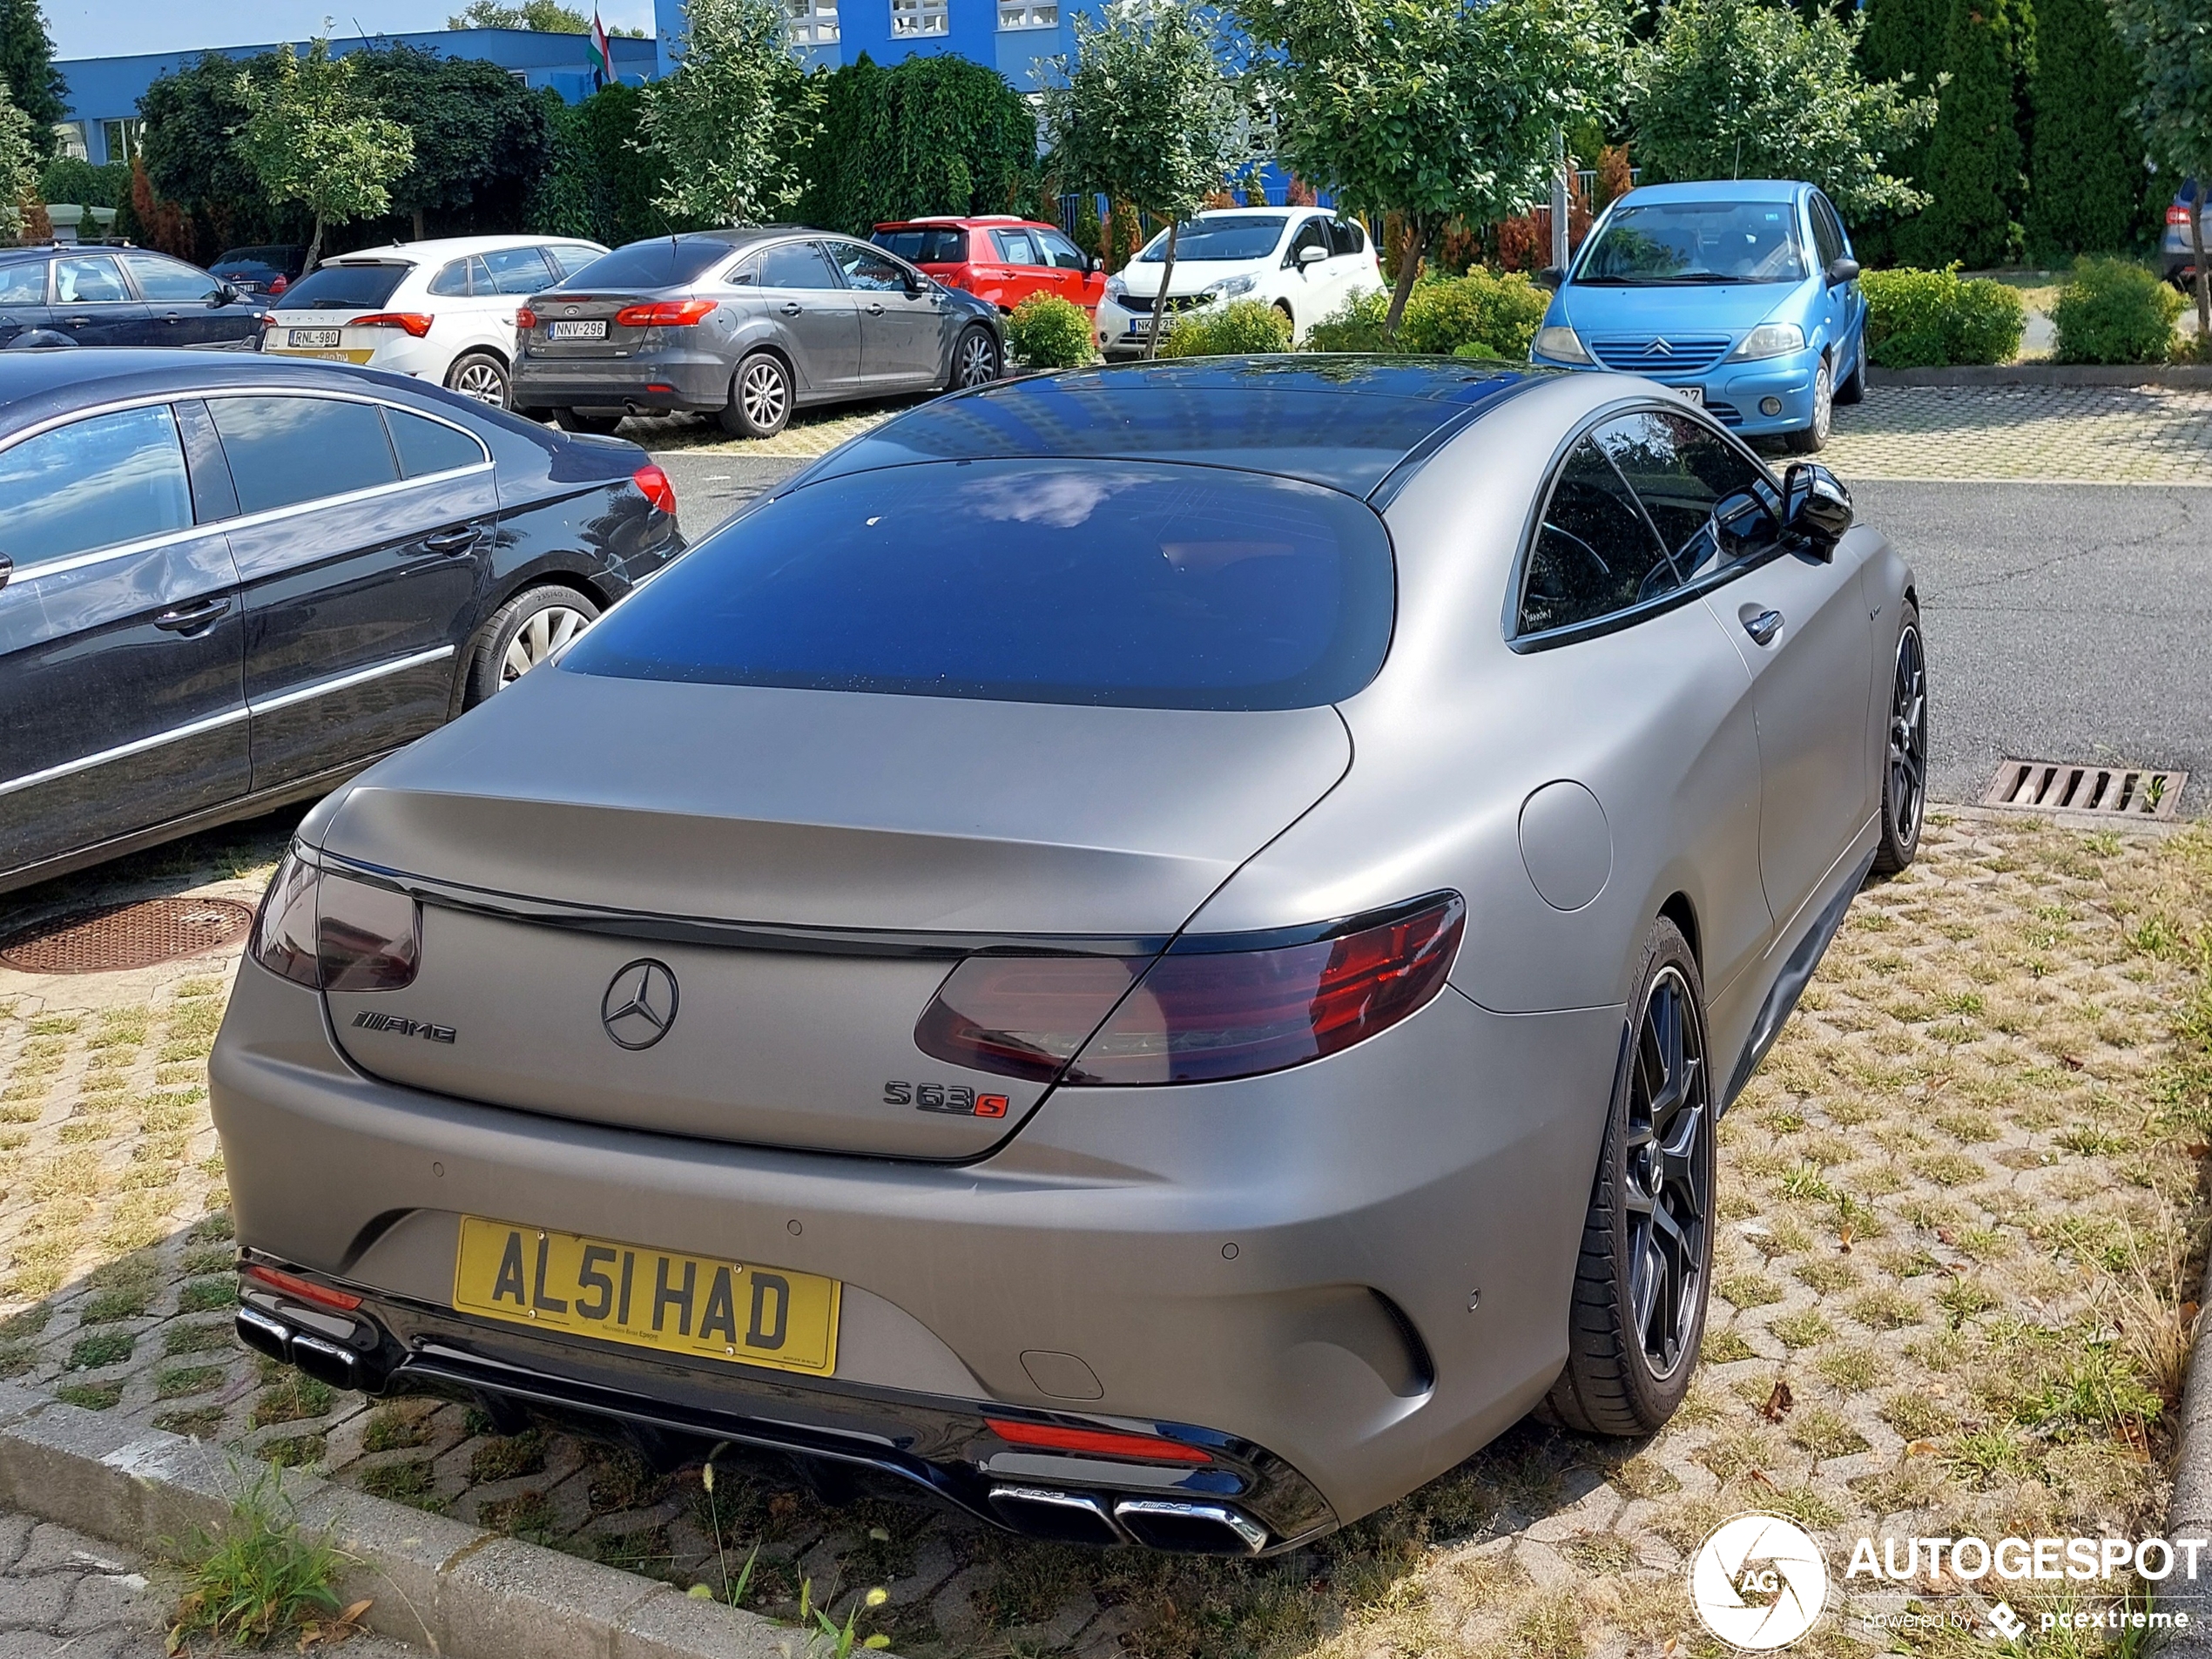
xmin=0 ymin=246 xmax=268 ymax=349
xmin=0 ymin=350 xmax=685 ymax=894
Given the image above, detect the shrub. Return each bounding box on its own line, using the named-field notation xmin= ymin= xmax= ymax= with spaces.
xmin=36 ymin=156 xmax=128 ymax=208
xmin=1159 ymin=299 xmax=1292 ymax=357
xmin=1862 ymin=266 xmax=2026 ymax=367
xmin=1304 ymin=290 xmax=1392 ymax=352
xmin=1398 ymin=267 xmax=1550 ymax=358
xmin=2051 ymin=256 xmax=2187 ymax=364
xmin=1005 ymin=293 xmax=1095 ymax=368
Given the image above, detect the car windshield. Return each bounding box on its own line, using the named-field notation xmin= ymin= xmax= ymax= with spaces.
xmin=1575 ymin=202 xmax=1809 ymax=285
xmin=277 ymin=262 xmax=409 ymax=310
xmin=561 ymin=458 xmax=1397 ymax=711
xmin=873 ymin=226 xmax=968 ymax=264
xmin=1138 ymin=216 xmax=1288 ymax=263
xmin=563 ymin=238 xmax=733 ymax=291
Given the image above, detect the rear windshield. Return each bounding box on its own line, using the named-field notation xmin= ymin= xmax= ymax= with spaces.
xmin=1576 ymin=202 xmax=1809 ymax=285
xmin=872 ymin=226 xmax=969 ymax=264
xmin=562 ymin=238 xmax=733 ymax=291
xmin=278 ymin=262 xmax=408 ymax=310
xmin=562 ymin=459 xmax=1396 ymax=711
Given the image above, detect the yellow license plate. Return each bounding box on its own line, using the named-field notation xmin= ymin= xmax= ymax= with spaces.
xmin=453 ymin=1217 xmax=839 ymax=1377
xmin=267 ymin=346 xmax=375 ymax=365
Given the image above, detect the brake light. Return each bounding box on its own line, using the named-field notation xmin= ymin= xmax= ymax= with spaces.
xmin=245 ymin=1264 xmax=363 ymax=1312
xmin=2171 ymin=205 xmax=2195 ymax=226
xmin=516 ymin=305 xmax=537 ymax=329
xmin=270 ymin=275 xmax=287 ymax=294
xmin=249 ymin=847 xmax=421 ymax=991
xmin=615 ymin=300 xmax=718 ymax=327
xmin=914 ymin=955 xmax=1142 ymax=1082
xmin=352 ymin=312 xmax=434 ymax=337
xmin=984 ymin=1418 xmax=1211 ymax=1465
xmin=632 ymin=462 xmax=678 ymax=516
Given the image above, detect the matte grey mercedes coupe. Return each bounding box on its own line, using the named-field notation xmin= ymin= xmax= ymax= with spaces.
xmin=211 ymin=358 xmax=1927 ymax=1556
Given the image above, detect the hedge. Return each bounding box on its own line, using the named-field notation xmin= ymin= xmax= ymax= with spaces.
xmin=2051 ymin=257 xmax=2186 ymax=364
xmin=1160 ymin=300 xmax=1293 ymax=357
xmin=1861 ymin=266 xmax=2026 ymax=367
xmin=1006 ymin=293 xmax=1095 ymax=368
xmin=1304 ymin=268 xmax=1550 ymax=358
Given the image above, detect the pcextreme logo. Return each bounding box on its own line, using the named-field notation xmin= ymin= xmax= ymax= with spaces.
xmin=1690 ymin=1514 xmax=1830 ymax=1649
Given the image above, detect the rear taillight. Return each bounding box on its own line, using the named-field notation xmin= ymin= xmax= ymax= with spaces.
xmin=2171 ymin=206 xmax=2193 ymax=226
xmin=353 ymin=312 xmax=434 ymax=337
xmin=615 ymin=300 xmax=718 ymax=327
xmin=914 ymin=894 xmax=1465 ymax=1088
xmin=984 ymin=1418 xmax=1211 ymax=1465
xmin=270 ymin=275 xmax=287 ymax=294
xmin=516 ymin=305 xmax=537 ymax=329
xmin=631 ymin=462 xmax=678 ymax=515
xmin=245 ymin=1263 xmax=362 ymax=1311
xmin=250 ymin=847 xmax=421 ymax=992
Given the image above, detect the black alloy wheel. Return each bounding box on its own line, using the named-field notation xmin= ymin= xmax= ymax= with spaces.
xmin=1874 ymin=608 xmax=1926 ymax=873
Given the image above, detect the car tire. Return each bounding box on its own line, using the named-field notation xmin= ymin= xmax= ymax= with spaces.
xmin=1872 ymin=604 xmax=1927 ymax=874
xmin=949 ymin=326 xmax=1001 ymax=390
xmin=554 ymin=408 xmax=624 ymax=435
xmin=1545 ymin=915 xmax=1714 ymax=1438
xmin=1784 ymin=361 xmax=1833 ymax=453
xmin=462 ymin=584 xmax=602 ymax=707
xmin=446 ymin=351 xmax=510 ymax=408
xmin=1833 ymin=334 xmax=1865 ymax=406
xmin=720 ymin=352 xmax=792 ymax=438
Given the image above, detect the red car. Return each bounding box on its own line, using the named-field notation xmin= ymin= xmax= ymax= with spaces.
xmin=871 ymin=216 xmax=1106 ymax=314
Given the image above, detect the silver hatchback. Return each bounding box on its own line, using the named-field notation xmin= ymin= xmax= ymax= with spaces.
xmin=510 ymin=227 xmax=1007 ymax=440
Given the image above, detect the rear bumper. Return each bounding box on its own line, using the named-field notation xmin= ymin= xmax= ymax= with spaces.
xmin=211 ymin=954 xmax=1622 ymax=1539
xmin=512 ymin=349 xmax=732 ymax=415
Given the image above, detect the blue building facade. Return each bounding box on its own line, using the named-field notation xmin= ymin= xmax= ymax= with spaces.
xmin=651 ymin=0 xmax=1081 ymax=92
xmin=55 ymin=28 xmax=662 ymax=166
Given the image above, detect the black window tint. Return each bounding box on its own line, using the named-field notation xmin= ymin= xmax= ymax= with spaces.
xmin=483 ymin=245 xmax=556 ymax=294
xmin=277 ymin=262 xmax=409 ymax=310
xmin=1809 ymin=198 xmax=1844 ymax=268
xmin=0 ymin=405 xmax=192 ymax=569
xmin=52 ymin=256 xmax=129 ymax=303
xmin=759 ymin=242 xmax=840 ymax=289
xmin=1598 ymin=409 xmax=1779 ymax=582
xmin=209 ymin=396 xmax=398 ymax=515
xmin=0 ymin=261 xmax=44 ymax=304
xmin=119 ymin=253 xmax=221 ymax=302
xmin=562 ymin=459 xmax=1397 ymax=711
xmin=1289 ymin=219 xmax=1329 ymax=260
xmin=1328 ymin=219 xmax=1366 ymax=256
xmin=871 ymin=226 xmax=969 ymax=264
xmin=1519 ymin=438 xmax=1674 ymax=636
xmin=427 ymin=260 xmax=472 ymax=297
xmin=384 ymin=407 xmax=484 ymax=479
xmin=994 ymin=229 xmax=1040 ymax=265
xmin=564 ymin=238 xmax=731 ymax=290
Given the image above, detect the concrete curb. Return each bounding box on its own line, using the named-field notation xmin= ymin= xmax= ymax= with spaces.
xmin=2157 ymin=1270 xmax=2212 ymax=1656
xmin=0 ymin=1382 xmax=818 ymax=1658
xmin=1868 ymin=364 xmax=2212 ymax=388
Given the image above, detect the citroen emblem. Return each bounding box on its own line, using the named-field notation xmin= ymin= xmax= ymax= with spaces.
xmin=602 ymin=959 xmax=679 ymax=1050
xmin=1649 ymin=336 xmax=1674 ymax=355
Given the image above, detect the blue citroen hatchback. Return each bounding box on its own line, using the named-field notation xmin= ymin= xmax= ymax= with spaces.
xmin=1529 ymin=179 xmax=1865 ymax=453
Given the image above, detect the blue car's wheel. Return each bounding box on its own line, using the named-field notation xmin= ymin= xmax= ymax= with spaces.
xmin=1834 ymin=332 xmax=1865 ymax=406
xmin=1784 ymin=360 xmax=1832 ymax=454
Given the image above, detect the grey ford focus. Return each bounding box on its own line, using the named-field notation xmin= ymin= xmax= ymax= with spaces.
xmin=509 ymin=228 xmax=1007 ymax=440
xmin=212 ymin=358 xmax=1925 ymax=1554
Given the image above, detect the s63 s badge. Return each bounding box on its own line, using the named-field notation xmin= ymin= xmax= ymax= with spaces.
xmin=884 ymin=1082 xmax=1008 ymax=1117
xmin=353 ymin=1011 xmax=456 ymax=1043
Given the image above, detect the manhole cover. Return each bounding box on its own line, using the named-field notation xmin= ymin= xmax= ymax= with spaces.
xmin=0 ymin=897 xmax=256 ymax=974
xmin=1982 ymin=759 xmax=2188 ymax=819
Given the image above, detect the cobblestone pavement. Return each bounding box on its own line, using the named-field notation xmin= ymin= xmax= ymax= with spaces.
xmin=0 ymin=811 xmax=2207 ymax=1658
xmin=619 ymin=399 xmax=909 ymax=459
xmin=1823 ymin=383 xmax=2212 ymax=484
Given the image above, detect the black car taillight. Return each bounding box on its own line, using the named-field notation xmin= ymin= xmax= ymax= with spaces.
xmin=251 ymin=846 xmax=421 ymax=992
xmin=913 ymin=894 xmax=1465 ymax=1088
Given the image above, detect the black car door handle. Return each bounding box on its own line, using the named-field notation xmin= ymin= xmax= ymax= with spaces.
xmin=153 ymin=597 xmax=231 ymax=634
xmin=1743 ymin=608 xmax=1784 ymax=646
xmin=779 ymin=301 xmax=802 ymax=316
xmin=423 ymin=528 xmax=479 ymax=556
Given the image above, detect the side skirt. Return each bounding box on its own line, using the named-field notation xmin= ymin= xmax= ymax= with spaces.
xmin=1722 ymin=842 xmax=1880 ymax=1110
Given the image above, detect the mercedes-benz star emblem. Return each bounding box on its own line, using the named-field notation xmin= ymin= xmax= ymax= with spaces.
xmin=602 ymin=959 xmax=679 ymax=1050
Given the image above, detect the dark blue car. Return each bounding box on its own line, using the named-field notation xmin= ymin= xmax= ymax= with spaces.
xmin=0 ymin=245 xmax=270 ymax=350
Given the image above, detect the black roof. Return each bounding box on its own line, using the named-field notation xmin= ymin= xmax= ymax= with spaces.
xmin=798 ymin=356 xmax=1555 ymax=499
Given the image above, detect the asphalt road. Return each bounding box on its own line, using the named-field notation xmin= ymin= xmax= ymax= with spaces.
xmin=654 ymin=452 xmax=2212 ymax=815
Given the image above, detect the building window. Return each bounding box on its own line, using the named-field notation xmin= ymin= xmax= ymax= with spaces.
xmin=890 ymin=0 xmax=947 ymax=36
xmin=52 ymin=122 xmax=87 ymax=161
xmin=998 ymin=0 xmax=1055 ymax=25
xmin=98 ymin=118 xmax=141 ymax=164
xmin=787 ymin=0 xmax=840 ymax=44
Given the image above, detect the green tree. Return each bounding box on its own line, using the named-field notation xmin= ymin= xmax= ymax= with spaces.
xmin=1854 ymin=0 xmax=1948 ymax=259
xmin=1042 ymin=0 xmax=1246 ymax=359
xmin=2022 ymin=0 xmax=2142 ymax=260
xmin=448 ymin=0 xmax=590 ymax=30
xmin=799 ymin=53 xmax=1040 ymax=237
xmin=233 ymin=41 xmax=415 ymax=273
xmin=140 ymin=51 xmax=295 ymax=259
xmin=0 ymin=82 xmax=33 ymax=233
xmin=640 ymin=0 xmax=819 ymax=226
xmin=0 ymin=0 xmax=64 ymax=161
xmin=1901 ymin=0 xmax=2034 ymax=268
xmin=2111 ymin=0 xmax=2212 ymax=341
xmin=351 ymin=44 xmax=553 ymax=239
xmin=1631 ymin=0 xmax=1935 ymax=222
xmin=1239 ymin=0 xmax=1629 ymax=332
xmin=528 ymin=81 xmax=679 ymax=242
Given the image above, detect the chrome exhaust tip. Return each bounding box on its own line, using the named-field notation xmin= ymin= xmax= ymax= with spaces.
xmin=987 ymin=1485 xmax=1124 ymax=1546
xmin=1112 ymin=1498 xmax=1269 ymax=1555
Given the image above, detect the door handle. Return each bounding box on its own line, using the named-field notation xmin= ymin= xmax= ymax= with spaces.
xmin=1743 ymin=608 xmax=1784 ymax=646
xmin=60 ymin=316 xmax=91 ymax=327
xmin=779 ymin=301 xmax=802 ymax=316
xmin=153 ymin=597 xmax=231 ymax=634
xmin=423 ymin=528 xmax=479 ymax=556
xmin=864 ymin=302 xmax=885 ymax=316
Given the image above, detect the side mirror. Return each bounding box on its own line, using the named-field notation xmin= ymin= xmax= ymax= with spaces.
xmin=1826 ymin=256 xmax=1860 ymax=286
xmin=1781 ymin=462 xmax=1852 ymax=556
xmin=1087 ymin=254 xmax=1102 ymax=275
xmin=1535 ymin=266 xmax=1566 ymax=291
xmin=1297 ymin=244 xmax=1327 ymax=266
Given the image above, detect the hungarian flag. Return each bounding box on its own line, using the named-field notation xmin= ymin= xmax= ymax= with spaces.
xmin=590 ymin=9 xmax=616 ymax=85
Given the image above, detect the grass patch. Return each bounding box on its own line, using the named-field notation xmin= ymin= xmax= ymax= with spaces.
xmin=188 ymin=1211 xmax=235 ymax=1243
xmin=55 ymin=1381 xmax=122 ymax=1410
xmin=259 ymin=1434 xmax=326 ymax=1470
xmin=169 ymin=1465 xmax=345 ymax=1649
xmin=1716 ymin=1271 xmax=1784 ymax=1309
xmin=181 ymin=1245 xmax=234 ymax=1278
xmin=361 ymin=1406 xmax=435 ymax=1453
xmin=155 ymin=1406 xmax=226 ymax=1439
xmin=79 ymin=1285 xmax=152 ymax=1324
xmin=251 ymin=1372 xmax=334 ymax=1428
xmin=179 ymin=1277 xmax=237 ymax=1312
xmin=157 ymin=1365 xmax=225 ymax=1399
xmin=357 ymin=1460 xmax=437 ymax=1506
xmin=1770 ymin=1310 xmax=1836 ymax=1349
xmin=469 ymin=1431 xmax=548 ymax=1483
xmin=65 ymin=1332 xmax=133 ymax=1371
xmin=165 ymin=1320 xmax=233 ymax=1356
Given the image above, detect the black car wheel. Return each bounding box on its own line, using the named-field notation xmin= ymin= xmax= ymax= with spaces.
xmin=464 ymin=584 xmax=602 ymax=706
xmin=1873 ymin=605 xmax=1926 ymax=874
xmin=554 ymin=408 xmax=624 ymax=436
xmin=951 ymin=327 xmax=1001 ymax=390
xmin=720 ymin=352 xmax=792 ymax=439
xmin=1546 ymin=916 xmax=1713 ymax=1436
xmin=447 ymin=352 xmax=510 ymax=408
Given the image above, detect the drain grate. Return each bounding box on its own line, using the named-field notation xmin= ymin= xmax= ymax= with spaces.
xmin=1982 ymin=759 xmax=2188 ymax=819
xmin=0 ymin=897 xmax=255 ymax=975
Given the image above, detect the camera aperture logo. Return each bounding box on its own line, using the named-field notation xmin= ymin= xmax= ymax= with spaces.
xmin=1692 ymin=1514 xmax=1831 ymax=1649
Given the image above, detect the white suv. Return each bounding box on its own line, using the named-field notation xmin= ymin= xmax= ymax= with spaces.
xmin=1096 ymin=206 xmax=1386 ymax=358
xmin=260 ymin=234 xmax=608 ymax=408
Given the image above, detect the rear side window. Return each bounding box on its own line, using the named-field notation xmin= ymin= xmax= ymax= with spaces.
xmin=427 ymin=259 xmax=476 ymax=296
xmin=0 ymin=405 xmax=193 ymax=569
xmin=872 ymin=226 xmax=969 ymax=264
xmin=0 ymin=262 xmax=44 ymax=304
xmin=383 ymin=408 xmax=485 ymax=479
xmin=1519 ymin=436 xmax=1673 ymax=636
xmin=53 ymin=256 xmax=128 ymax=303
xmin=759 ymin=242 xmax=840 ymax=289
xmin=565 ymin=238 xmax=731 ymax=290
xmin=482 ymin=246 xmax=556 ymax=294
xmin=563 ymin=459 xmax=1397 ymax=711
xmin=210 ymin=396 xmax=399 ymax=515
xmin=1328 ymin=219 xmax=1367 ymax=257
xmin=280 ymin=262 xmax=410 ymax=310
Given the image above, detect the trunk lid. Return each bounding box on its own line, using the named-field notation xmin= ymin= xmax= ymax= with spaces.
xmin=317 ymin=665 xmax=1350 ymax=1158
xmin=521 ymin=292 xmax=661 ymax=361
